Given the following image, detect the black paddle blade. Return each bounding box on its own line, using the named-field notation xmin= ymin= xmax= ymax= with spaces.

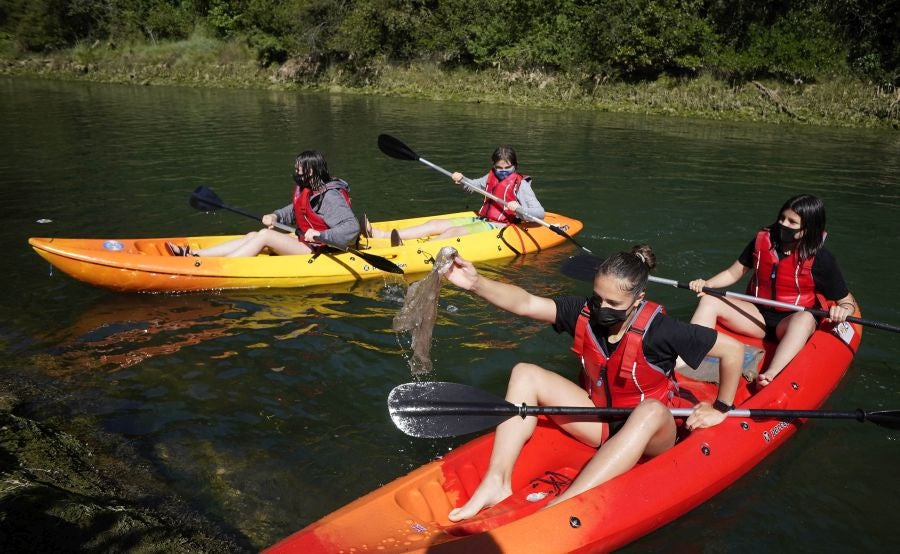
xmin=354 ymin=249 xmax=404 ymax=275
xmin=190 ymin=186 xmax=225 ymax=212
xmin=388 ymin=381 xmax=516 ymax=438
xmin=560 ymin=254 xmax=604 ymax=282
xmin=378 ymin=134 xmax=420 ymax=162
xmin=867 ymin=410 xmax=900 ymax=430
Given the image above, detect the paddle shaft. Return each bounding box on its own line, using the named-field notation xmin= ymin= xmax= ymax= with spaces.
xmin=394 ymin=401 xmax=881 ymax=422
xmin=417 ymin=158 xmax=543 ymax=221
xmin=208 ymin=200 xmax=298 ymax=233
xmin=197 ymin=195 xmax=354 ymax=249
xmin=415 ymin=157 xmax=592 ymax=254
xmin=388 ymin=382 xmax=900 ymax=438
xmin=650 ymin=275 xmax=898 ymax=333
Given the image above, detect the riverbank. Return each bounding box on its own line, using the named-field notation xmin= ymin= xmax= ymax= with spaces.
xmin=0 ymin=375 xmax=249 ymax=552
xmin=1 ymin=36 xmax=897 ymax=129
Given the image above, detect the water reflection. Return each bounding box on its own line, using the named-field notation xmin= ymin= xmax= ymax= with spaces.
xmin=37 ymin=277 xmax=414 ymax=376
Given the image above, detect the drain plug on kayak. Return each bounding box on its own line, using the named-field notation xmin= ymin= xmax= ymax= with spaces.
xmin=569 ymin=516 xmax=581 ymax=528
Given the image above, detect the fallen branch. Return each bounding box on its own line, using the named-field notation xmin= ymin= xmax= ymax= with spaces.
xmin=751 ymin=80 xmax=805 ymax=121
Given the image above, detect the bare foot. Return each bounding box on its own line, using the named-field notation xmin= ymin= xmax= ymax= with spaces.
xmin=447 ymin=473 xmax=512 ymax=522
xmin=756 ymin=369 xmax=781 ymax=387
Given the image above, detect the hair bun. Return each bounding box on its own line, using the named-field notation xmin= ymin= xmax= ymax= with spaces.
xmin=630 ymin=244 xmax=656 ymax=270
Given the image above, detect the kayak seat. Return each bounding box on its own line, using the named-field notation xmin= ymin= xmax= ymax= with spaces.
xmin=134 ymin=241 xmax=168 ymax=255
xmin=676 ymin=345 xmax=765 ymax=383
xmin=442 ymin=467 xmax=578 ymax=536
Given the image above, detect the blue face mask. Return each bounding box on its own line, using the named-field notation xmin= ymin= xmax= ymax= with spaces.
xmin=494 ymin=168 xmax=515 ymax=180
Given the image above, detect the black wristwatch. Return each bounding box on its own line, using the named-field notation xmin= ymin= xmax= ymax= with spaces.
xmin=713 ymin=399 xmax=735 ymax=413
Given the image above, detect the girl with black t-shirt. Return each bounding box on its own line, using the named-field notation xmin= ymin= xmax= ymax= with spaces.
xmin=687 ymin=194 xmax=856 ymax=387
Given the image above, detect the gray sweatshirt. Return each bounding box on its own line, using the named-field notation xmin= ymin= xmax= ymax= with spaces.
xmin=272 ymin=180 xmax=360 ymax=247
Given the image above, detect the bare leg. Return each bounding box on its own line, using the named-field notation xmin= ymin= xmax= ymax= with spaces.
xmin=546 ymin=400 xmax=676 ymax=507
xmin=676 ymin=295 xmax=767 ymax=368
xmin=192 ymin=232 xmax=260 ymax=257
xmin=757 ymin=311 xmax=816 ymax=386
xmin=194 ymin=229 xmax=313 ymax=257
xmin=690 ymin=295 xmax=766 ymax=338
xmin=371 ymin=219 xmax=457 ymax=240
xmin=434 ymin=226 xmax=472 ymax=239
xmin=447 ymin=363 xmax=602 ymax=522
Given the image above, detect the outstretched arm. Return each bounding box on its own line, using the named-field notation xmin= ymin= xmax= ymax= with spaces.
xmin=445 ymin=255 xmax=557 ymax=323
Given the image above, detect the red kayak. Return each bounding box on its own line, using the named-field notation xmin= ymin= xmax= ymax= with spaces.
xmin=266 ymin=311 xmax=862 ymax=553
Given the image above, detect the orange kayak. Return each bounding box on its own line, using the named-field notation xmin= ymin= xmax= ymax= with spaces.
xmin=28 ymin=211 xmax=582 ymax=292
xmin=266 ymin=315 xmax=862 ymax=553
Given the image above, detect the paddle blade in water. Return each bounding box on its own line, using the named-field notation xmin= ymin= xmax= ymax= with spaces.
xmin=378 ymin=134 xmax=420 ymax=161
xmin=355 ymin=249 xmax=405 ymax=275
xmin=387 ymin=381 xmax=515 ymax=438
xmin=190 ymin=186 xmax=225 ymax=212
xmin=560 ymin=254 xmax=604 ymax=282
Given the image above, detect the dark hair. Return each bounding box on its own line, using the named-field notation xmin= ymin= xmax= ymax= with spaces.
xmin=776 ymin=194 xmax=825 ymax=260
xmin=491 ymin=145 xmax=518 ymax=167
xmin=294 ymin=150 xmax=331 ymax=190
xmin=595 ymin=244 xmax=656 ymax=296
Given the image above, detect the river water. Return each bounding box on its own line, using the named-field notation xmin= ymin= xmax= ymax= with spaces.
xmin=2 ymin=77 xmax=898 ymax=551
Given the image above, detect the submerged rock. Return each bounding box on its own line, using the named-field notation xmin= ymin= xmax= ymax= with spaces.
xmin=0 ymin=376 xmax=248 ymax=552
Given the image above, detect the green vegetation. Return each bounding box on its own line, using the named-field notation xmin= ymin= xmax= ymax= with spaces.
xmin=1 ymin=0 xmax=898 ymax=128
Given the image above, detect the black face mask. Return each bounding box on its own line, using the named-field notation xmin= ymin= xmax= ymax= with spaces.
xmin=777 ymin=223 xmax=799 ymax=244
xmin=591 ymin=305 xmax=630 ymax=329
xmin=293 ymin=172 xmax=306 ymax=186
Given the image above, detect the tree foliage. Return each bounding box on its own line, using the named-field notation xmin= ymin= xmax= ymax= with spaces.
xmin=1 ymin=0 xmax=897 ymax=83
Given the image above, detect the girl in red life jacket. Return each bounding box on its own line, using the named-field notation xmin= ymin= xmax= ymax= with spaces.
xmin=442 ymin=245 xmax=743 ymax=523
xmin=686 ymin=194 xmax=857 ymax=387
xmin=364 ymin=145 xmax=544 ymax=245
xmin=167 ymin=151 xmax=358 ymax=257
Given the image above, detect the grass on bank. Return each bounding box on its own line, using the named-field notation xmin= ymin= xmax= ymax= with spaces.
xmin=1 ymin=33 xmax=897 ymax=129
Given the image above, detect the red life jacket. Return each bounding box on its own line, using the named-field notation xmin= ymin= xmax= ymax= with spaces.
xmin=292 ymin=180 xmax=352 ymax=234
xmin=570 ymin=300 xmax=678 ymax=408
xmin=477 ymin=171 xmax=529 ymax=223
xmin=747 ymin=228 xmax=818 ymax=310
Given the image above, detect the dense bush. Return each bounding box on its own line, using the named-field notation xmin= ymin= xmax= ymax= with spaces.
xmin=711 ymin=8 xmax=847 ymax=81
xmin=0 ymin=0 xmax=896 ymax=84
